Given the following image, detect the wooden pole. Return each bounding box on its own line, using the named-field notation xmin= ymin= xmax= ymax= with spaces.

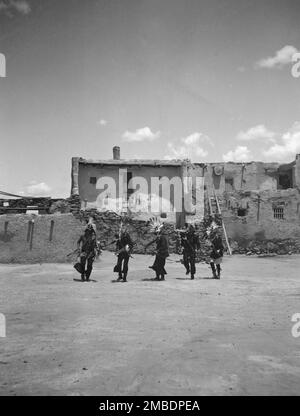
xmin=49 ymin=220 xmax=54 ymax=241
xmin=207 ymin=192 xmax=213 ymax=215
xmin=4 ymin=221 xmax=8 ymax=237
xmin=29 ymin=221 xmax=34 ymax=250
xmin=213 ymin=189 xmax=232 ymax=256
xmin=26 ymin=220 xmax=32 ymax=242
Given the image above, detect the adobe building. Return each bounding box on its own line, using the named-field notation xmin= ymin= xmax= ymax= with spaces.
xmin=71 ymin=148 xmax=300 ymax=252
xmin=202 ymin=155 xmax=300 ymax=249
xmin=71 ymin=146 xmax=204 ymax=227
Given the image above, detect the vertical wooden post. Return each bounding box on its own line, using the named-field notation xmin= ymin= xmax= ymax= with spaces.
xmin=29 ymin=221 xmax=34 ymax=250
xmin=4 ymin=221 xmax=8 ymax=237
xmin=27 ymin=220 xmax=32 ymax=242
xmin=49 ymin=220 xmax=54 ymax=241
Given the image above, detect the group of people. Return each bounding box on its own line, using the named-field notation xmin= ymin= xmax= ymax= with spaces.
xmin=75 ymin=218 xmax=224 ymax=283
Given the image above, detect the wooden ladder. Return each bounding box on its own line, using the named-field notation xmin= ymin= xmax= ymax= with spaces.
xmin=209 ymin=188 xmax=232 ymax=256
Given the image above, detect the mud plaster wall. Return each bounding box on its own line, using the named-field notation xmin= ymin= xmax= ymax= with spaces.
xmin=0 ymin=209 xmax=179 ymax=263
xmin=78 ymin=163 xmax=181 ymax=217
xmin=188 ymin=163 xmax=205 ymax=223
xmin=204 ymin=162 xmax=281 ymax=194
xmin=0 ymin=214 xmax=85 ymax=263
xmin=219 ymin=189 xmax=300 ymax=248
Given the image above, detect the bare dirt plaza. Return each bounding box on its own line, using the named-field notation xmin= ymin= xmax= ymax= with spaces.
xmin=0 ymin=253 xmax=300 ymax=396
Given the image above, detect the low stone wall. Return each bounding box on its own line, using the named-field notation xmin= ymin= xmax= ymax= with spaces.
xmin=0 ymin=213 xmax=85 ymax=263
xmin=229 ymin=238 xmax=300 ymax=255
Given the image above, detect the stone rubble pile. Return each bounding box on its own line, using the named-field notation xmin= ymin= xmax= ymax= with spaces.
xmin=230 ymin=239 xmax=300 ymax=256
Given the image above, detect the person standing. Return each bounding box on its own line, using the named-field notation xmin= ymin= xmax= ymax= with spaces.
xmin=77 ymin=228 xmax=98 ymax=281
xmin=209 ymin=228 xmax=224 ymax=279
xmin=145 ymin=222 xmax=169 ymax=281
xmin=181 ymin=224 xmax=200 ymax=280
xmin=114 ymin=225 xmax=134 ymax=282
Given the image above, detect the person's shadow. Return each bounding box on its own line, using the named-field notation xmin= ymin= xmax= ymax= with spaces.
xmin=176 ymin=276 xmax=213 ymax=280
xmin=73 ymin=278 xmax=97 ymax=282
xmin=141 ymin=278 xmax=161 ymax=282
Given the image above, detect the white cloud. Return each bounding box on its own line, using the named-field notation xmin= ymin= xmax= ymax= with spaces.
xmin=0 ymin=0 xmax=31 ymax=16
xmin=182 ymin=132 xmax=213 ymax=147
xmin=222 ymin=146 xmax=253 ymax=162
xmin=237 ymin=124 xmax=276 ymax=142
xmin=26 ymin=182 xmax=51 ymax=197
xmin=164 ymin=132 xmax=212 ymax=161
xmin=97 ymin=119 xmax=107 ymax=126
xmin=122 ymin=127 xmax=161 ymax=142
xmin=262 ymin=122 xmax=300 ymax=162
xmin=256 ymin=45 xmax=299 ymax=69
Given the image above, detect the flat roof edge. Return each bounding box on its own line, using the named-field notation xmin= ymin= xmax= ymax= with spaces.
xmin=78 ymin=158 xmax=184 ymax=166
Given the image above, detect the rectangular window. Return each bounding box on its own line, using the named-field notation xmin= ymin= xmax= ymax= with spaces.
xmin=90 ymin=177 xmax=96 ymax=185
xmin=237 ymin=208 xmax=247 ymax=217
xmin=273 ymin=207 xmax=284 ymax=219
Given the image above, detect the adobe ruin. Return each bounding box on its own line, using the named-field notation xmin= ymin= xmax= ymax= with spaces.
xmin=71 ymin=148 xmax=300 ymax=254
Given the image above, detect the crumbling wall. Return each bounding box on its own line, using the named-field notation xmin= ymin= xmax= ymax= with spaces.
xmin=204 ymin=162 xmax=281 ymax=194
xmin=295 ymin=154 xmax=300 ymax=188
xmin=218 ymin=189 xmax=300 ymax=254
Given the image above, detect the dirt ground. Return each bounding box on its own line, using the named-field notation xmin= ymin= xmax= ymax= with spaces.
xmin=0 ymin=252 xmax=300 ymax=396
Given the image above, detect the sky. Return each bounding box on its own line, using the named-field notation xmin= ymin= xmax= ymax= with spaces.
xmin=1 ymin=0 xmax=300 ymax=197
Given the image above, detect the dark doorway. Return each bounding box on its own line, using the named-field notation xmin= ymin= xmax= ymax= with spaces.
xmin=278 ymin=173 xmax=292 ymax=190
xmin=127 ymin=172 xmax=134 ymax=199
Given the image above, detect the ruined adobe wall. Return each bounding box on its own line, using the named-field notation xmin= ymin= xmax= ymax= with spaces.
xmin=295 ymin=154 xmax=300 ymax=188
xmin=0 ymin=213 xmax=85 ymax=263
xmin=219 ymin=189 xmax=300 ymax=254
xmin=200 ymin=157 xmax=300 ymax=254
xmin=203 ymin=162 xmax=280 ymax=194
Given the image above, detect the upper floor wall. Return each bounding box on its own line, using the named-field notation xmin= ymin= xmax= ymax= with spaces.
xmin=203 ymin=154 xmax=300 ymax=194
